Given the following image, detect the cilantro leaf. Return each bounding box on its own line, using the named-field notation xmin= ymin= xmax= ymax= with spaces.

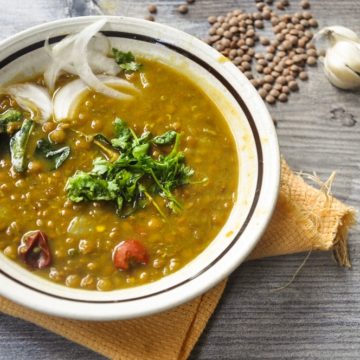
xmin=132 ymin=143 xmax=150 ymax=159
xmin=111 ymin=117 xmax=133 ymax=150
xmin=112 ymin=48 xmax=142 ymax=73
xmin=65 ymin=170 xmax=119 ymax=202
xmin=152 ymin=131 xmax=177 ymax=145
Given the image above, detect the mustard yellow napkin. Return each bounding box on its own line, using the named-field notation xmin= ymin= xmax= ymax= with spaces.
xmin=0 ymin=159 xmax=356 ymax=360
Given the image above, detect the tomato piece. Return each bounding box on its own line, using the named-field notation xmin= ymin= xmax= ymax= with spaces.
xmin=18 ymin=230 xmax=52 ymax=269
xmin=112 ymin=240 xmax=149 ymax=271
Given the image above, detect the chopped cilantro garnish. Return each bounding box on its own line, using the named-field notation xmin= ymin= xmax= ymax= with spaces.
xmin=65 ymin=118 xmax=197 ymax=217
xmin=112 ymin=48 xmax=142 ymax=73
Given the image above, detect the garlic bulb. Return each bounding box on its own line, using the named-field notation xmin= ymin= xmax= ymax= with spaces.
xmin=315 ymin=26 xmax=360 ymax=90
xmin=317 ymin=25 xmax=359 ymax=43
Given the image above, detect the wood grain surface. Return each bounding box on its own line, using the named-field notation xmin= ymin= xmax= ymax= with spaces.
xmin=0 ymin=1 xmax=359 ymax=359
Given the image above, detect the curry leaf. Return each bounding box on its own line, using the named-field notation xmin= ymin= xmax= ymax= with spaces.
xmin=10 ymin=119 xmax=33 ymax=172
xmin=36 ymin=139 xmax=70 ymax=170
xmin=111 ymin=117 xmax=132 ymax=150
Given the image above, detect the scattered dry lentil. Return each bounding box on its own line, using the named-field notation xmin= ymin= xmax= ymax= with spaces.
xmin=263 ymin=83 xmax=273 ymax=91
xmin=299 ymin=71 xmax=308 ymax=80
xmin=177 ymin=4 xmax=188 ymax=14
xmin=276 ymin=0 xmax=290 ymax=10
xmin=144 ymin=15 xmax=155 ymax=21
xmin=205 ymin=0 xmax=319 ymax=106
xmin=147 ymin=4 xmax=157 ymax=14
xmin=307 ymin=56 xmax=317 ymax=65
xmin=265 ymin=94 xmax=276 ymax=104
xmin=289 ymin=80 xmax=299 ymax=91
xmin=300 ymin=0 xmax=310 ymax=9
xmin=208 ymin=16 xmax=217 ymax=24
xmin=255 ymin=20 xmax=265 ymax=29
xmin=260 ymin=36 xmax=270 ymax=45
xmin=258 ymin=88 xmax=267 ymax=98
xmin=270 ymin=89 xmax=280 ymax=98
xmin=308 ymin=18 xmax=318 ymax=27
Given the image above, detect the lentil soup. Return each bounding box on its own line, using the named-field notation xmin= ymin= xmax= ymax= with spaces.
xmin=0 ymin=58 xmax=238 ymax=291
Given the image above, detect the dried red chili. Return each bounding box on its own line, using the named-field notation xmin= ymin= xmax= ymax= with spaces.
xmin=112 ymin=240 xmax=149 ymax=271
xmin=18 ymin=230 xmax=52 ymax=269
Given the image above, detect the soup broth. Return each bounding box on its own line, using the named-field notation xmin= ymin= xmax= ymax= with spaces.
xmin=0 ymin=58 xmax=238 ymax=291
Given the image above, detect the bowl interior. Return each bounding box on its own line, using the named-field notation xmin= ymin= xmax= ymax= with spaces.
xmin=0 ymin=17 xmax=279 ymax=319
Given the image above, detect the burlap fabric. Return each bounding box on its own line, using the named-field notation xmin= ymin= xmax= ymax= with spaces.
xmin=0 ymin=158 xmax=356 ymax=360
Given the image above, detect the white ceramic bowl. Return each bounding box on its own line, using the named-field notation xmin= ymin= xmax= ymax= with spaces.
xmin=0 ymin=16 xmax=280 ymax=320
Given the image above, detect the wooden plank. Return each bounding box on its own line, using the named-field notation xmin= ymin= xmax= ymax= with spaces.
xmin=0 ymin=1 xmax=359 ymax=359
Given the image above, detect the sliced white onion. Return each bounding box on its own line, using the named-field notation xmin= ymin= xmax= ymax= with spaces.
xmin=140 ymin=72 xmax=150 ymax=88
xmin=77 ymin=33 xmax=119 ymax=75
xmin=44 ymin=30 xmax=119 ymax=92
xmin=72 ymin=19 xmax=127 ymax=99
xmin=87 ymin=50 xmax=120 ymax=76
xmin=3 ymin=83 xmax=52 ymax=123
xmin=44 ymin=19 xmax=125 ymax=99
xmin=53 ymin=75 xmax=138 ymax=121
xmin=44 ymin=34 xmax=77 ymax=92
xmin=89 ymin=32 xmax=111 ymax=54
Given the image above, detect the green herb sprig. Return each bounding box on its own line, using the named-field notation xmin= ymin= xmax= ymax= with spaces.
xmin=65 ymin=118 xmax=196 ymax=217
xmin=0 ymin=108 xmax=22 ymax=135
xmin=112 ymin=48 xmax=142 ymax=73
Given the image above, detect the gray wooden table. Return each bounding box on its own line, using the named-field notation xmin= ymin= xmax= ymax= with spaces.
xmin=0 ymin=0 xmax=359 ymax=359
